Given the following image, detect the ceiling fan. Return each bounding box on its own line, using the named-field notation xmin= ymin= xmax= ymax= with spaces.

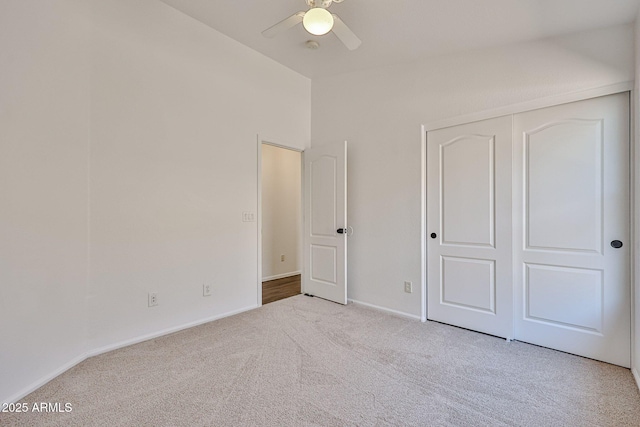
xmin=262 ymin=0 xmax=362 ymax=50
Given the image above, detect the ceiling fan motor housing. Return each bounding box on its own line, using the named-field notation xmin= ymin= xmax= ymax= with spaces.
xmin=306 ymin=0 xmax=338 ymax=8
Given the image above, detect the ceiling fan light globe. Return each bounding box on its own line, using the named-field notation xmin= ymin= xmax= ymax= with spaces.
xmin=303 ymin=8 xmax=334 ymax=36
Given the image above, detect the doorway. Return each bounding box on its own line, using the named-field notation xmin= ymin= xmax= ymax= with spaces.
xmin=260 ymin=143 xmax=302 ymax=305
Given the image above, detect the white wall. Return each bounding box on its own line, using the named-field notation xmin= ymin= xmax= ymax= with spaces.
xmin=87 ymin=0 xmax=310 ymax=351
xmin=634 ymin=12 xmax=640 ymax=387
xmin=0 ymin=0 xmax=91 ymax=403
xmin=0 ymin=0 xmax=310 ymax=403
xmin=261 ymin=145 xmax=301 ymax=280
xmin=311 ymin=24 xmax=635 ymax=318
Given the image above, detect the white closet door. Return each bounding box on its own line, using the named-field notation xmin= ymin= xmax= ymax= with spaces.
xmin=427 ymin=116 xmax=513 ymax=339
xmin=513 ymin=93 xmax=630 ymax=367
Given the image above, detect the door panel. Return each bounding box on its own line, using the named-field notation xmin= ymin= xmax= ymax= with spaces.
xmin=304 ymin=142 xmax=347 ymax=304
xmin=442 ymin=135 xmax=495 ymax=247
xmin=427 ymin=116 xmax=513 ymax=338
xmin=311 ymin=156 xmax=337 ymax=236
xmin=513 ymin=93 xmax=630 ymax=367
xmin=525 ymin=120 xmax=603 ymax=253
xmin=310 ymin=244 xmax=337 ymax=284
xmin=441 ymin=256 xmax=495 ymax=313
xmin=524 ymin=263 xmax=603 ymax=332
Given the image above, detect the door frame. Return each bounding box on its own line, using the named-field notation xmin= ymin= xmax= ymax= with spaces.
xmin=420 ymin=82 xmax=636 ymax=368
xmin=256 ymin=135 xmax=305 ymax=307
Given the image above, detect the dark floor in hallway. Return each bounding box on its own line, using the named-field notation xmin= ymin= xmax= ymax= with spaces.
xmin=262 ymin=274 xmax=301 ymax=305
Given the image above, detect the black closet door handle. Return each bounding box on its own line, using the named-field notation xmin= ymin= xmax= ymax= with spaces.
xmin=337 ymin=228 xmax=345 ymax=234
xmin=611 ymin=240 xmax=623 ymax=248
xmin=430 ymin=233 xmax=437 ymax=239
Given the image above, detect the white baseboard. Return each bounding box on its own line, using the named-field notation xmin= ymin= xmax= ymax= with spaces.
xmin=2 ymin=353 xmax=87 ymax=405
xmin=86 ymin=305 xmax=257 ymax=358
xmin=348 ymin=298 xmax=421 ymax=321
xmin=262 ymin=271 xmax=301 ymax=282
xmin=633 ymin=367 xmax=640 ymax=393
xmin=3 ymin=304 xmax=257 ymax=404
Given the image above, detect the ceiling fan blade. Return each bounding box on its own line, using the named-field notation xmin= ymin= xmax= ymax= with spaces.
xmin=331 ymin=14 xmax=361 ymax=50
xmin=262 ymin=11 xmax=306 ymax=38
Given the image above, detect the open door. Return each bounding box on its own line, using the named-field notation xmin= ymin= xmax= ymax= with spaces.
xmin=303 ymin=141 xmax=347 ymax=304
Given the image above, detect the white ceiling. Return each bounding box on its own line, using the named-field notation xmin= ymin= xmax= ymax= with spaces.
xmin=159 ymin=0 xmax=640 ymax=78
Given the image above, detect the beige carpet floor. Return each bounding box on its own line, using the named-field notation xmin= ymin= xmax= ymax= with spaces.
xmin=2 ymin=295 xmax=640 ymax=426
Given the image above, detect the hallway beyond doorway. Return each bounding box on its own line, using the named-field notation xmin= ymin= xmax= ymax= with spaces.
xmin=262 ymin=274 xmax=301 ymax=305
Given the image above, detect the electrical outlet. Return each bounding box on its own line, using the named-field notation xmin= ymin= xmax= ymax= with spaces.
xmin=203 ymin=283 xmax=211 ymax=297
xmin=404 ymin=281 xmax=412 ymax=293
xmin=242 ymin=212 xmax=255 ymax=222
xmin=280 ymin=254 xmax=285 ymax=262
xmin=148 ymin=292 xmax=158 ymax=307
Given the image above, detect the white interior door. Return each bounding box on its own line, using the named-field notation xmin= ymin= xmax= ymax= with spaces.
xmin=303 ymin=141 xmax=347 ymax=304
xmin=513 ymin=93 xmax=630 ymax=367
xmin=427 ymin=116 xmax=513 ymax=338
